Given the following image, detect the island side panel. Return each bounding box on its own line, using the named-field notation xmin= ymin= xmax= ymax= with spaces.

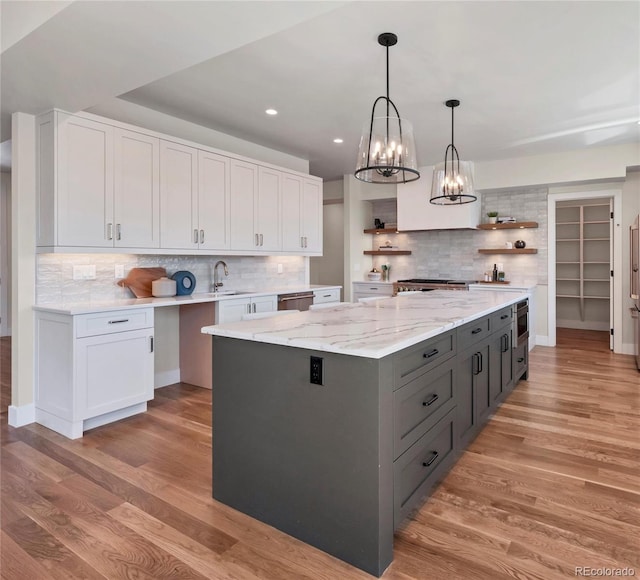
xmin=212 ymin=336 xmax=394 ymax=577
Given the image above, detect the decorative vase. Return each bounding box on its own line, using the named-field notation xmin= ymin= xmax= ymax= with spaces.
xmin=514 ymin=240 xmax=526 ymax=249
xmin=488 ymin=217 xmax=497 ymax=224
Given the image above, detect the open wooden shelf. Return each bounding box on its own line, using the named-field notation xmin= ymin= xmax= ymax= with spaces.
xmin=363 ymin=228 xmax=399 ymax=234
xmin=476 ymin=221 xmax=538 ymax=230
xmin=363 ymin=250 xmax=411 ymax=256
xmin=478 ymin=248 xmax=538 ymax=254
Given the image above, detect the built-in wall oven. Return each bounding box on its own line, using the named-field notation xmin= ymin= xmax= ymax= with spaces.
xmin=513 ymin=299 xmax=529 ymax=348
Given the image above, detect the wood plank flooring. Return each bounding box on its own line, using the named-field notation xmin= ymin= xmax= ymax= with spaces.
xmin=1 ymin=331 xmax=638 ymax=579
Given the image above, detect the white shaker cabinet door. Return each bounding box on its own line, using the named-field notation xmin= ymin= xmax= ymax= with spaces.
xmin=77 ymin=328 xmax=154 ymax=419
xmin=198 ymin=150 xmax=230 ymax=251
xmin=256 ymin=167 xmax=281 ymax=251
xmin=281 ymin=173 xmax=303 ymax=252
xmin=216 ymin=298 xmax=252 ymax=323
xmin=160 ymin=140 xmax=198 ymax=250
xmin=56 ymin=113 xmax=114 ymax=247
xmin=114 ymin=129 xmax=160 ymax=248
xmin=252 ymin=294 xmax=277 ymax=314
xmin=229 ymin=160 xmax=258 ymax=251
xmin=301 ymin=178 xmax=323 ymax=253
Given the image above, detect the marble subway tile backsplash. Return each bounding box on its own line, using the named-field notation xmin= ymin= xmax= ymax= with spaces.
xmin=371 ymin=188 xmax=548 ymax=284
xmin=36 ymin=254 xmax=307 ymax=304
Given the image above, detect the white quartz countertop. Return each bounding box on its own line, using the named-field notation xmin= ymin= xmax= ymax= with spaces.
xmin=33 ymin=285 xmax=341 ymax=315
xmin=201 ymin=289 xmax=528 ymax=359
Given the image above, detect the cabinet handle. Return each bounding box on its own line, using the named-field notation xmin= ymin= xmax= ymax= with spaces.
xmin=252 ymin=303 xmax=256 ymax=313
xmin=108 ymin=319 xmax=129 ymax=324
xmin=149 ymin=336 xmax=154 ymax=353
xmin=478 ymin=352 xmax=483 ymax=373
xmin=194 ymin=229 xmax=199 ymax=244
xmin=301 ymin=236 xmax=304 ymax=248
xmin=422 ymin=452 xmax=439 ymax=467
xmin=500 ymin=314 xmax=509 ymax=320
xmin=256 ymin=233 xmax=260 ymax=246
xmin=323 ymin=294 xmax=332 ymax=298
xmin=472 ymin=353 xmax=479 ymax=375
xmin=471 ymin=328 xmax=483 ymax=335
xmin=260 ymin=233 xmax=263 ymax=246
xmin=304 ymin=236 xmax=308 ymax=248
xmin=502 ymin=334 xmax=510 ymax=352
xmin=200 ymin=229 xmax=204 ymax=244
xmin=369 ymin=287 xmax=379 ymax=291
xmin=517 ymin=357 xmax=525 ymax=363
xmin=422 ymin=394 xmax=439 ymax=407
xmin=107 ymin=223 xmax=113 ymax=240
xmin=247 ymin=304 xmax=251 ymax=314
xmin=423 ymin=348 xmax=439 ymax=359
xmin=116 ymin=223 xmax=122 ymax=241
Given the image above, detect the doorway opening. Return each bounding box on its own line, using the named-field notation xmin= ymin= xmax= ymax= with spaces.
xmin=548 ymin=189 xmax=623 ymax=351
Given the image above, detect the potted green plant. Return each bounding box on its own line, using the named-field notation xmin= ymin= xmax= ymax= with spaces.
xmin=487 ymin=211 xmax=499 ymax=224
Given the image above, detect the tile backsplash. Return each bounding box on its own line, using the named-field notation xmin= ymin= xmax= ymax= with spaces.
xmin=370 ymin=188 xmax=548 ymax=284
xmin=36 ymin=254 xmax=307 ymax=304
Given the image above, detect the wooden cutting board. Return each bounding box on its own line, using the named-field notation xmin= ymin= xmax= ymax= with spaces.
xmin=117 ymin=267 xmax=167 ymax=298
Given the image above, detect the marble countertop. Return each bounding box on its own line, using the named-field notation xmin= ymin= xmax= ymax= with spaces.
xmin=202 ymin=289 xmax=528 ymax=359
xmin=33 ymin=285 xmax=341 ymax=315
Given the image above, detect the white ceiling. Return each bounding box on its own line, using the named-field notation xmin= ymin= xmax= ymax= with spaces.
xmin=2 ymin=1 xmax=639 ymax=180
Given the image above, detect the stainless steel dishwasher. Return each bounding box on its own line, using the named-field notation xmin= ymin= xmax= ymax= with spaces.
xmin=277 ymin=291 xmax=314 ymax=311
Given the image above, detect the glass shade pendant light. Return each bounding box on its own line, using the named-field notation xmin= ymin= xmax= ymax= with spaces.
xmin=430 ymin=99 xmax=477 ymax=204
xmin=354 ymin=33 xmax=420 ymax=184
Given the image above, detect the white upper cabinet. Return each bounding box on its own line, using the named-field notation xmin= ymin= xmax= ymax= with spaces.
xmin=281 ymin=173 xmax=303 ymax=251
xmin=159 ymin=140 xmax=198 ymax=250
xmin=301 ymin=178 xmax=322 ymax=253
xmin=198 ymin=150 xmax=230 ymax=251
xmin=281 ymin=174 xmax=322 ymax=254
xmin=44 ymin=112 xmax=115 ymax=248
xmin=257 ymin=167 xmax=281 ymax=251
xmin=397 ymin=166 xmax=481 ymax=231
xmin=229 ymin=159 xmax=258 ymax=251
xmin=114 ymin=129 xmax=160 ymax=248
xmin=37 ymin=109 xmax=323 ymax=255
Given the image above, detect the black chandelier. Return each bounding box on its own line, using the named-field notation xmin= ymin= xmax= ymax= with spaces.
xmin=354 ymin=33 xmax=420 ymax=184
xmin=430 ymin=99 xmax=477 ymax=204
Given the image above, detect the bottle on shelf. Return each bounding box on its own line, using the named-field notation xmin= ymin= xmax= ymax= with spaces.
xmin=492 ymin=263 xmax=498 ymax=282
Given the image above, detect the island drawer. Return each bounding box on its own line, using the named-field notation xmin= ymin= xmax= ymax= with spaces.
xmin=513 ymin=342 xmax=528 ymax=379
xmin=457 ymin=316 xmax=491 ymax=351
xmin=394 ymin=330 xmax=455 ymax=388
xmin=393 ymin=407 xmax=455 ymax=527
xmin=490 ymin=306 xmax=513 ymax=332
xmin=75 ymin=308 xmax=154 ymax=338
xmin=393 ymin=358 xmax=456 ymax=459
xmin=313 ymin=288 xmax=340 ymax=304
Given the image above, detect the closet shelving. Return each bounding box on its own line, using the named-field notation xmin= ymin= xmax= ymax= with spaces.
xmin=556 ymin=202 xmax=611 ymax=321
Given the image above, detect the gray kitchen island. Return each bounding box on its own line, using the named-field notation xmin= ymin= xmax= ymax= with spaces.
xmin=201 ymin=290 xmax=529 ymax=576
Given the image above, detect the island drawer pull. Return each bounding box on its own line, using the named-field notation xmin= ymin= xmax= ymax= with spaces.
xmin=422 ymin=452 xmax=439 ymax=467
xmin=423 ymin=348 xmax=439 ymax=359
xmin=422 ymin=394 xmax=439 ymax=407
xmin=500 ymin=314 xmax=509 ymax=320
xmin=108 ymin=319 xmax=129 ymax=325
xmin=471 ymin=328 xmax=483 ymax=335
xmin=517 ymin=357 xmax=525 ymax=363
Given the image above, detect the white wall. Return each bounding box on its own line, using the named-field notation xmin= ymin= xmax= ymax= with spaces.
xmin=0 ymin=172 xmax=11 ymax=336
xmin=88 ymin=99 xmax=310 ymax=174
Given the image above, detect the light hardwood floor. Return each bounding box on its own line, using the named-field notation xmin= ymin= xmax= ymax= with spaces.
xmin=1 ymin=331 xmax=638 ymax=579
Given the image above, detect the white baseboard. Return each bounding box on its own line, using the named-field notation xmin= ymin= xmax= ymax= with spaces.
xmin=8 ymin=403 xmax=35 ymax=427
xmin=556 ymin=319 xmax=609 ymax=332
xmin=155 ymin=368 xmax=180 ymax=389
xmin=535 ymin=335 xmax=550 ymax=347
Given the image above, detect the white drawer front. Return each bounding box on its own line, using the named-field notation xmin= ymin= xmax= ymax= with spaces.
xmin=76 ymin=308 xmax=154 ymax=338
xmin=352 ymin=283 xmax=393 ymax=296
xmin=313 ymin=288 xmax=340 ymax=304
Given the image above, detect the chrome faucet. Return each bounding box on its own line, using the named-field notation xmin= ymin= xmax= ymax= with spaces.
xmin=212 ymin=260 xmax=228 ymax=292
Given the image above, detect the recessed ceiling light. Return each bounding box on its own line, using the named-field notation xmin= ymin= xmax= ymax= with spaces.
xmin=333 ymin=138 xmax=344 ymax=144
xmin=265 ymin=108 xmax=278 ymax=116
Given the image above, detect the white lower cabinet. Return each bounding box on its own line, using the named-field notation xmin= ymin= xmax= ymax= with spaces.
xmin=215 ymin=295 xmax=277 ymax=323
xmin=352 ymin=282 xmax=394 ymax=302
xmin=313 ymin=288 xmax=340 ymax=304
xmin=35 ymin=308 xmax=154 ymax=439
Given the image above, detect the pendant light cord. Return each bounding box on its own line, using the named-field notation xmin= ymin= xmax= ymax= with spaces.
xmin=386 ymin=44 xmax=390 ymax=138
